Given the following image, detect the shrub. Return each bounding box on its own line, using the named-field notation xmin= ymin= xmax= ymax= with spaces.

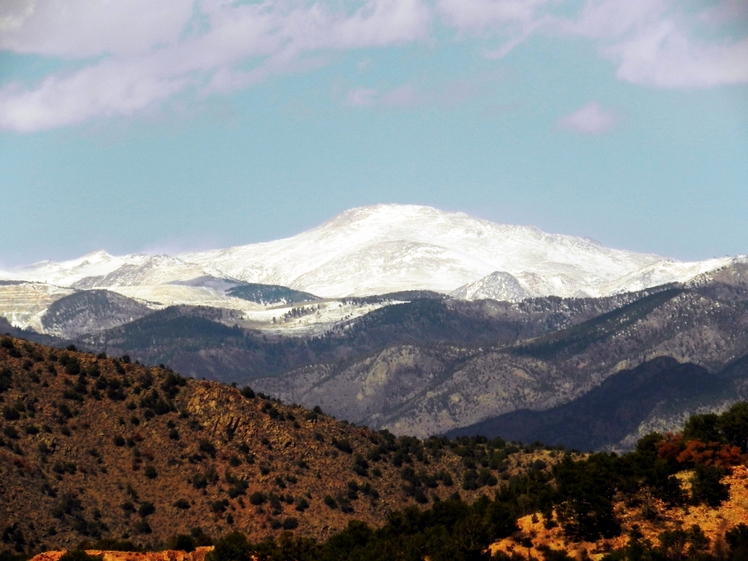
xmin=295 ymin=498 xmax=309 ymax=512
xmin=90 ymin=539 xmax=142 ymax=552
xmin=0 ymin=367 xmax=12 ymax=394
xmin=173 ymin=499 xmax=191 ymax=510
xmin=58 ymin=550 xmax=102 ymax=561
xmin=138 ymin=502 xmax=155 ymax=518
xmin=332 ymin=438 xmax=353 ymax=454
xmin=120 ymin=501 xmax=136 ymax=514
xmin=211 ymin=500 xmax=228 ymax=513
xmin=249 ymin=492 xmax=266 ymax=505
xmin=691 ymin=464 xmax=729 ymax=507
xmin=241 ymin=386 xmax=255 ymax=399
xmin=282 ymin=517 xmax=299 ymax=530
xmin=207 ymin=531 xmax=249 ymax=561
xmin=167 ymin=534 xmax=196 ymax=552
xmin=199 ymin=439 xmax=217 ymax=457
xmin=2 ymin=407 xmax=20 ymax=421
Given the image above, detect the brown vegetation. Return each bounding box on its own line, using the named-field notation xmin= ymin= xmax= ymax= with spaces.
xmin=490 ymin=465 xmax=748 ymax=560
xmin=0 ymin=335 xmax=555 ymax=554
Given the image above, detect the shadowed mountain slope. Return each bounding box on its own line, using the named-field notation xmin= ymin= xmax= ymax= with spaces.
xmin=447 ymin=355 xmax=748 ymax=451
xmin=252 ymin=280 xmax=748 ymax=437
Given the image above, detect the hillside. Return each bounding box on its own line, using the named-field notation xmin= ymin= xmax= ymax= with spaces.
xmin=447 ymin=356 xmax=748 ymax=451
xmin=74 ymin=289 xmax=656 ymax=383
xmin=16 ymin=402 xmax=748 ymax=561
xmin=252 ymin=279 xmax=748 ymax=439
xmin=490 ymin=465 xmax=748 ymax=560
xmin=3 ymin=206 xmax=743 ymax=330
xmin=0 ymin=336 xmax=557 ymax=555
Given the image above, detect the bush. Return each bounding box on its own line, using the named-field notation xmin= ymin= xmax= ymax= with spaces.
xmin=207 ymin=532 xmax=249 ymax=561
xmin=199 ymin=439 xmax=217 ymax=457
xmin=143 ymin=465 xmax=157 ymax=479
xmin=211 ymin=500 xmax=228 ymax=513
xmin=167 ymin=534 xmax=196 ymax=552
xmin=249 ymin=492 xmax=266 ymax=505
xmin=2 ymin=407 xmax=19 ymax=421
xmin=691 ymin=464 xmax=729 ymax=507
xmin=58 ymin=550 xmax=103 ymax=561
xmin=90 ymin=539 xmax=142 ymax=552
xmin=332 ymin=438 xmax=353 ymax=454
xmin=173 ymin=499 xmax=191 ymax=510
xmin=241 ymin=386 xmax=255 ymax=399
xmin=138 ymin=502 xmax=155 ymax=518
xmin=282 ymin=517 xmax=299 ymax=530
xmin=726 ymin=523 xmax=748 ymax=560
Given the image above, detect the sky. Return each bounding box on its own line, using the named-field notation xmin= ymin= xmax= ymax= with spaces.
xmin=0 ymin=0 xmax=747 ymax=268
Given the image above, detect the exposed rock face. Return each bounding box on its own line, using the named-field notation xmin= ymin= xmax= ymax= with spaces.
xmin=30 ymin=548 xmax=214 ymax=561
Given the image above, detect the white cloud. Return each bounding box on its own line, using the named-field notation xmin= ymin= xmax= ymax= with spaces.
xmin=0 ymin=0 xmax=35 ymax=33
xmin=556 ymin=101 xmax=622 ymax=135
xmin=443 ymin=0 xmax=748 ymax=88
xmin=0 ymin=0 xmax=195 ymax=57
xmin=436 ymin=0 xmax=552 ymax=32
xmin=344 ymin=84 xmax=424 ymax=108
xmin=381 ymin=85 xmax=422 ymax=107
xmin=0 ymin=0 xmax=432 ymax=132
xmin=346 ymin=87 xmax=378 ymax=106
xmin=606 ymin=21 xmax=748 ymax=88
xmin=1 ymin=0 xmax=746 ymax=133
xmin=554 ymin=0 xmax=748 ymax=88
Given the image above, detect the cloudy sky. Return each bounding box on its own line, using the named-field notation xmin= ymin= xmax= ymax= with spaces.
xmin=0 ymin=0 xmax=746 ymax=267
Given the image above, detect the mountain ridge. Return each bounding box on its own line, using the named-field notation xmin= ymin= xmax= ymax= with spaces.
xmin=4 ymin=205 xmax=740 ymax=310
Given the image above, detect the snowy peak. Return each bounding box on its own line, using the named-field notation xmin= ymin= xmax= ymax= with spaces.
xmin=4 ymin=204 xmax=743 ymax=303
xmin=450 ymin=271 xmax=531 ymax=302
xmin=178 ymin=204 xmax=665 ymax=297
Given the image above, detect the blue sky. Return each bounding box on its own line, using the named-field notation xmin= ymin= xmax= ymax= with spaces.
xmin=0 ymin=0 xmax=746 ymax=267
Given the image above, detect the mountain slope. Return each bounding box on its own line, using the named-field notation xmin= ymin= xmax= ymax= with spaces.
xmin=0 ymin=336 xmax=551 ymax=554
xmin=3 ymin=205 xmax=745 ymax=338
xmin=178 ymin=204 xmax=665 ymax=297
xmin=446 ymin=356 xmax=748 ymax=450
xmin=41 ymin=290 xmax=152 ymax=338
xmin=9 ymin=204 xmax=733 ymax=304
xmin=74 ymin=288 xmax=664 ymax=384
xmin=252 ymin=278 xmax=748 ymax=438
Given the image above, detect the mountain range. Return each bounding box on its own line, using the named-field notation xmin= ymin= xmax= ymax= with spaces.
xmin=1 ymin=204 xmax=747 ymax=450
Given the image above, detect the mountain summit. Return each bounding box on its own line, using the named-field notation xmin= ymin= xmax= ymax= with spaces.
xmin=2 ymin=204 xmax=742 ymax=303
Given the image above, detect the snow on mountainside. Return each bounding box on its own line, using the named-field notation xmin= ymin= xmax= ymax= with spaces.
xmin=179 ymin=204 xmax=664 ymax=297
xmin=1 ymin=205 xmax=744 ymax=311
xmin=450 ymin=272 xmax=532 ymax=302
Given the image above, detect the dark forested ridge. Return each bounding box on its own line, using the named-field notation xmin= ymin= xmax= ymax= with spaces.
xmin=447 ymin=355 xmax=748 ymax=451
xmin=226 ymin=285 xmax=320 ymax=306
xmin=252 ymin=279 xmax=748 ymax=439
xmin=7 ymin=271 xmax=748 ymax=446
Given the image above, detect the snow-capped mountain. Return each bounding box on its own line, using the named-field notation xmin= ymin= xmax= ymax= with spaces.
xmin=1 ymin=205 xmax=744 ymax=322
xmin=178 ymin=204 xmax=668 ymax=297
